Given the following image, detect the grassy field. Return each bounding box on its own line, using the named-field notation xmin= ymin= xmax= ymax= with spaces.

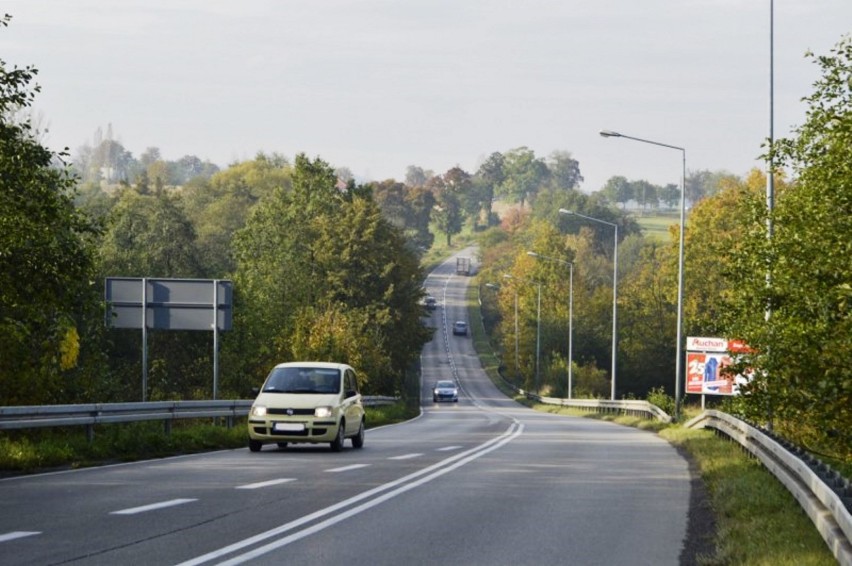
xmin=635 ymin=211 xmax=680 ymax=242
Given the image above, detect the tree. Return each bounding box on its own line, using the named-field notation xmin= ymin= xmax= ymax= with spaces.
xmin=600 ymin=176 xmax=632 ymax=209
xmin=0 ymin=15 xmax=101 ymax=403
xmin=659 ymin=183 xmax=680 ymax=209
xmin=633 ymin=180 xmax=658 ymax=212
xmin=473 ymin=152 xmax=505 ymax=226
xmin=99 ymin=190 xmax=203 ymax=278
xmin=725 ymin=37 xmax=852 ymax=456
xmin=229 ymin=154 xmax=430 ymax=396
xmin=443 ymin=165 xmax=476 ymax=223
xmin=498 ymin=147 xmax=549 ymax=207
xmin=546 ymin=150 xmax=583 ymax=191
xmin=430 ymin=175 xmax=463 ymax=246
xmin=405 ymin=165 xmax=432 ymax=188
xmin=181 ymin=153 xmax=291 ymax=277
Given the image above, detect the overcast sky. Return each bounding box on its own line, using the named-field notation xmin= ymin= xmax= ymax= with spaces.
xmin=3 ymin=1 xmax=851 ymax=191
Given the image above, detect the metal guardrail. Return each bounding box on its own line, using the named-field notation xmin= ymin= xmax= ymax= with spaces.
xmin=517 ymin=391 xmax=673 ymax=423
xmin=686 ymin=410 xmax=852 ymax=566
xmin=0 ymin=396 xmax=399 ymax=440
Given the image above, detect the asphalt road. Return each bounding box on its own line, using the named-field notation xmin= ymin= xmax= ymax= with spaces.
xmin=0 ymin=249 xmax=692 ymax=565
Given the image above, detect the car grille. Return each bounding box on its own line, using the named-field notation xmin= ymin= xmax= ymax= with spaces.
xmin=267 ymin=408 xmax=315 ymax=416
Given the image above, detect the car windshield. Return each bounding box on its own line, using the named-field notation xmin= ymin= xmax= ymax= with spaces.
xmin=262 ymin=367 xmax=341 ymax=394
xmin=435 ymin=380 xmax=455 ymax=388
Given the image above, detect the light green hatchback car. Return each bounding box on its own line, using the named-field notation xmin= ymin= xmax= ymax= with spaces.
xmin=248 ymin=362 xmax=365 ymax=452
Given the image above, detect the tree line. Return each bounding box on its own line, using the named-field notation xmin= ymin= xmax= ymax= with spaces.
xmin=1 ymin=15 xmax=848 ymax=458
xmin=476 ymin=37 xmax=851 ymax=459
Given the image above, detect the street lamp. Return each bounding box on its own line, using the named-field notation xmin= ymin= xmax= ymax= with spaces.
xmin=527 ymin=251 xmax=575 ymax=399
xmin=558 ymin=208 xmax=618 ymax=400
xmin=504 ymin=273 xmax=541 ymax=394
xmin=598 ymin=129 xmax=686 ymax=418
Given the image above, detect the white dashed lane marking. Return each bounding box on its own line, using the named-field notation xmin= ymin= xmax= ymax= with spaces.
xmin=236 ymin=479 xmax=296 ymax=490
xmin=436 ymin=446 xmax=462 ymax=452
xmin=325 ymin=464 xmax=370 ymax=473
xmin=111 ymin=498 xmax=197 ymax=515
xmin=388 ymin=453 xmax=423 ymax=460
xmin=0 ymin=531 xmax=40 ymax=543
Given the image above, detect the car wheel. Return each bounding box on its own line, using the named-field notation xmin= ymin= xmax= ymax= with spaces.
xmin=433 ymin=396 xmax=438 ymax=402
xmin=351 ymin=419 xmax=365 ymax=449
xmin=276 ymin=442 xmax=288 ymax=449
xmin=330 ymin=420 xmax=345 ymax=452
xmin=248 ymin=439 xmax=262 ymax=452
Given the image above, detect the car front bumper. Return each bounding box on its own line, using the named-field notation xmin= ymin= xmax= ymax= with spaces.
xmin=248 ymin=416 xmax=341 ymax=443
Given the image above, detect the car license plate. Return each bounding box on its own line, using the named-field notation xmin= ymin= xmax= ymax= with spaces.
xmin=273 ymin=422 xmax=304 ymax=432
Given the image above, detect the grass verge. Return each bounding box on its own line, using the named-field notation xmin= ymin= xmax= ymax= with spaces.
xmin=0 ymin=403 xmax=417 ymax=476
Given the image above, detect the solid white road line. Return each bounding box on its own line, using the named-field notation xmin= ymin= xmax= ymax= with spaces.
xmin=236 ymin=479 xmax=296 ymax=490
xmin=0 ymin=531 xmax=40 ymax=543
xmin=177 ymin=421 xmax=523 ymax=566
xmin=111 ymin=498 xmax=197 ymax=515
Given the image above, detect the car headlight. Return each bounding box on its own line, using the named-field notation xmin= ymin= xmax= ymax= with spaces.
xmin=251 ymin=405 xmax=267 ymax=417
xmin=314 ymin=406 xmax=334 ymax=418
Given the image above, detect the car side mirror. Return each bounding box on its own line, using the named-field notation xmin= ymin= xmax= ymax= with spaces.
xmin=251 ymin=387 xmax=260 ymax=396
xmin=346 ymin=389 xmax=358 ymax=399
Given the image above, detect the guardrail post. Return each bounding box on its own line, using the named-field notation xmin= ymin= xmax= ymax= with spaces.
xmin=164 ymin=420 xmax=171 ymax=436
xmin=86 ymin=424 xmax=94 ymax=444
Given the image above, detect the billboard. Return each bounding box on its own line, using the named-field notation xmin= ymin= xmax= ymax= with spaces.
xmin=685 ymin=337 xmax=751 ymax=396
xmin=105 ymin=278 xmax=232 ymax=330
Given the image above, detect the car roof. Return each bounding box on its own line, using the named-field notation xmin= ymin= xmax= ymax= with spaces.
xmin=272 ymin=361 xmax=351 ymax=371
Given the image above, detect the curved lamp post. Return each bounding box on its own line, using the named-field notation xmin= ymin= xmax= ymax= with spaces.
xmin=558 ymin=208 xmax=617 ymax=400
xmin=598 ymin=129 xmax=686 ymax=418
xmin=527 ymin=251 xmax=575 ymax=399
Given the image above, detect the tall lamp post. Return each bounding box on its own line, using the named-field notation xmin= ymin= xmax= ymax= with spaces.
xmin=558 ymin=208 xmax=618 ymax=400
xmin=598 ymin=129 xmax=686 ymax=418
xmin=527 ymin=251 xmax=575 ymax=399
xmin=504 ymin=274 xmax=542 ymax=395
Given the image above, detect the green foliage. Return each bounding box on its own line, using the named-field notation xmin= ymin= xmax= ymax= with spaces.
xmin=429 ymin=170 xmax=466 ymax=246
xmin=723 ymin=36 xmax=852 ymax=458
xmin=647 ymin=386 xmax=674 ymax=415
xmin=99 ymin=190 xmax=203 ymax=278
xmin=0 ymin=16 xmax=102 ymax=404
xmin=498 ymin=146 xmax=549 ymax=207
xmin=229 ymin=154 xmax=430 ymax=397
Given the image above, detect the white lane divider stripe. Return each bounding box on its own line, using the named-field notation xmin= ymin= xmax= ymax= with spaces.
xmin=236 ymin=479 xmax=296 ymax=490
xmin=111 ymin=498 xmax=197 ymax=515
xmin=437 ymin=446 xmax=462 ymax=451
xmin=325 ymin=464 xmax=369 ymax=473
xmin=0 ymin=531 xmax=40 ymax=543
xmin=388 ymin=453 xmax=423 ymax=460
